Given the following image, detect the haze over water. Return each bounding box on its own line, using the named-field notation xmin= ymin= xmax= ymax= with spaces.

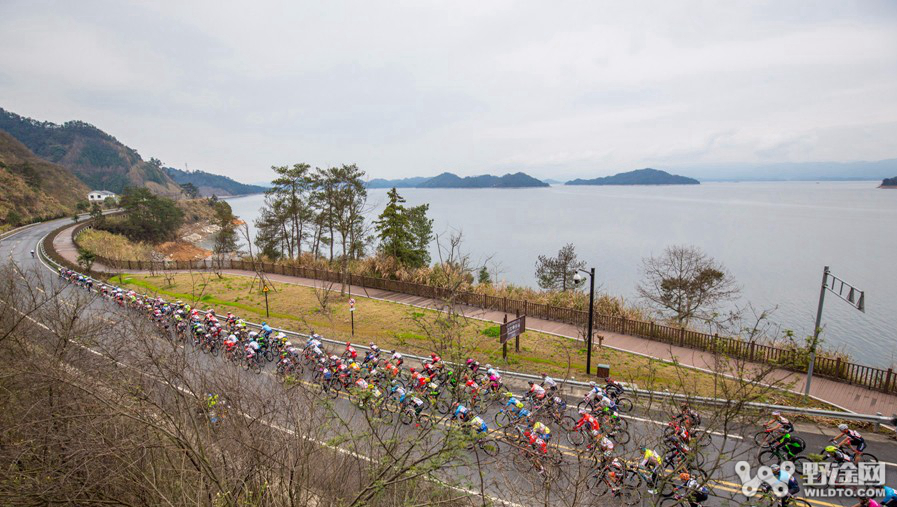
xmin=227 ymin=181 xmax=897 ymax=367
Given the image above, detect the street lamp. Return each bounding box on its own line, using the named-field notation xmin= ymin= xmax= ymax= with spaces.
xmin=573 ymin=267 xmax=596 ymax=376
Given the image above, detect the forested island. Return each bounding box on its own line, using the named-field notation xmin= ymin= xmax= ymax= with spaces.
xmin=566 ymin=168 xmax=699 ymax=186
xmin=881 ymin=177 xmax=897 ymax=188
xmin=367 ymin=171 xmax=548 ymax=189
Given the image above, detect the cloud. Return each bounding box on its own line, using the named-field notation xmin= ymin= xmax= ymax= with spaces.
xmin=0 ymin=0 xmax=895 ymax=181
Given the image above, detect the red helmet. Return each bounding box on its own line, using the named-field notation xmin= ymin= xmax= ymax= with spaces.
xmin=346 ymin=342 xmax=351 ymax=347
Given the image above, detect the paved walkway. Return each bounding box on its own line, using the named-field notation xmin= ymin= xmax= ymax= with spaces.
xmin=54 ymin=223 xmax=897 ymax=415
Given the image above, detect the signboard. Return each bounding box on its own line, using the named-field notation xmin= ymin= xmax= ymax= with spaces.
xmin=349 ymin=298 xmax=356 ymax=312
xmin=262 ymin=285 xmax=269 ymax=293
xmin=500 ymin=315 xmax=526 ymax=344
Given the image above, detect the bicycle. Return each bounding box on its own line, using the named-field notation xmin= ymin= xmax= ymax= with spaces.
xmin=744 ymin=483 xmax=810 ymax=507
xmin=466 ymin=434 xmax=501 ymax=457
xmin=586 ymin=465 xmax=642 ymax=505
xmin=398 ymin=404 xmax=432 ymax=430
xmin=757 ymin=444 xmax=809 ymax=468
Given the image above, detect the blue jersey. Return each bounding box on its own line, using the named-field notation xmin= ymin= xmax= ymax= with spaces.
xmin=882 ymin=486 xmax=896 ymax=503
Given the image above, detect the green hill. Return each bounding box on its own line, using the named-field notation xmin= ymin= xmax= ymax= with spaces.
xmin=417 ymin=172 xmax=548 ymax=188
xmin=0 ymin=108 xmax=182 ymax=196
xmin=165 ymin=167 xmax=266 ymax=196
xmin=0 ymin=132 xmax=89 ymax=227
xmin=566 ymin=168 xmax=699 ymax=186
xmin=881 ymin=177 xmax=897 ymax=187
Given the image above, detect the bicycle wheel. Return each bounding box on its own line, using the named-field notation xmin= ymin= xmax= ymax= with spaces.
xmin=251 ymin=361 xmax=262 ymax=374
xmin=786 ymin=498 xmax=811 ymax=507
xmin=559 ymin=415 xmax=577 ymax=432
xmin=435 ymin=399 xmax=451 ymax=415
xmin=586 ymin=473 xmax=606 ymax=495
xmin=567 ymin=428 xmax=586 ymax=447
xmin=494 ymin=411 xmax=513 ymax=428
xmin=754 ymin=431 xmax=773 ymax=448
xmin=416 ymin=413 xmax=432 ymax=430
xmin=611 ymin=429 xmax=631 ymax=446
xmin=512 ymin=451 xmax=534 ymax=473
xmin=616 ymin=397 xmax=633 ymax=413
xmin=479 ymin=439 xmax=500 ymax=457
xmin=616 ymin=486 xmax=641 ymax=506
xmin=613 ymin=417 xmax=629 ymax=433
xmin=577 ymin=400 xmax=592 ymax=412
xmin=859 ymin=452 xmax=878 ymax=463
xmin=758 ymin=449 xmax=781 ymax=466
xmin=399 ymin=409 xmax=413 ymax=425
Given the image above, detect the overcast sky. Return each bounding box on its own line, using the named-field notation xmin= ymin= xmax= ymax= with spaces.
xmin=1 ymin=1 xmax=896 ymax=182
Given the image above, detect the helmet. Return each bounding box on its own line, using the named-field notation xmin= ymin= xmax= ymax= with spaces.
xmin=485 ymin=364 xmax=492 ymax=369
xmin=285 ymin=341 xmax=292 ymax=347
xmin=825 ymin=445 xmax=837 ymax=453
xmin=466 ymin=358 xmax=473 ymax=365
xmin=579 ymin=409 xmax=587 ymax=415
xmin=527 ymin=381 xmax=534 ymax=385
xmin=589 ymin=381 xmax=597 ymax=387
xmin=770 ymin=463 xmax=781 ymax=472
xmin=504 ymin=392 xmax=514 ymax=397
xmin=390 ymin=350 xmax=396 ymax=354
xmin=431 ymin=353 xmax=437 ymax=358
xmin=679 ymin=472 xmax=690 ymax=481
xmin=346 ymin=342 xmax=351 ymax=347
xmin=838 ymin=424 xmax=848 ymax=431
xmin=771 ymin=411 xmax=780 ymax=416
xmin=369 ymin=342 xmax=374 ymax=347
xmin=410 ymin=368 xmax=416 ymax=373
xmin=540 ymin=372 xmax=547 ymax=377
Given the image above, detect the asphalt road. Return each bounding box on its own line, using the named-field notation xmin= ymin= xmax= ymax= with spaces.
xmin=4 ymin=217 xmax=897 ymax=507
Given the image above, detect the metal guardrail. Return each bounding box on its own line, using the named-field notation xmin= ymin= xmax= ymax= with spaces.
xmin=35 ymin=232 xmax=897 ymax=428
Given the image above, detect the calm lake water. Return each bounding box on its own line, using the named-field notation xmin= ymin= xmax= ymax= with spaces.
xmin=226 ymin=182 xmax=897 ymax=367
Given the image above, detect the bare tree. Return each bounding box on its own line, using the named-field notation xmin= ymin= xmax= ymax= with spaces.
xmin=534 ymin=243 xmax=586 ymax=292
xmin=637 ymin=244 xmax=740 ymax=327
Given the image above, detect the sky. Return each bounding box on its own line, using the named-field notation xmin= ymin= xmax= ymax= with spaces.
xmin=1 ymin=0 xmax=896 ymax=182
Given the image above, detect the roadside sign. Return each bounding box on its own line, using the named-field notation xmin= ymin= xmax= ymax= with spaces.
xmin=500 ymin=315 xmax=526 ymax=344
xmin=262 ymin=285 xmax=269 ymax=293
xmin=349 ymin=298 xmax=356 ymax=312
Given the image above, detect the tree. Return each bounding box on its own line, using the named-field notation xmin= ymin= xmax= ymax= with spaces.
xmin=4 ymin=210 xmax=22 ymax=227
xmin=255 ymin=163 xmax=314 ymax=260
xmin=324 ymin=164 xmax=368 ymax=295
xmin=636 ymin=244 xmax=740 ymax=326
xmin=374 ymin=188 xmax=433 ymax=268
xmin=77 ymin=248 xmax=96 ymax=272
xmin=115 ymin=187 xmax=184 ymax=243
xmin=180 ymin=182 xmax=199 ymax=198
xmin=103 ymin=196 xmax=117 ymax=208
xmin=534 ymin=243 xmax=586 ymax=291
xmin=89 ymin=202 xmax=104 ymax=226
xmin=477 ymin=266 xmax=491 ymax=285
xmin=211 ymin=202 xmax=239 ymax=277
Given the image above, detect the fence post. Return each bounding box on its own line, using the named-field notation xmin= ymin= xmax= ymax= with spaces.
xmin=503 ymin=297 xmax=508 ymax=313
xmin=127 ymin=259 xmax=132 ymax=270
xmin=835 ymin=357 xmax=843 ymax=379
xmin=650 ymin=321 xmax=655 ymax=337
xmin=621 ymin=317 xmax=626 ymax=335
xmin=713 ymin=333 xmax=719 ymax=354
xmin=678 ymin=327 xmax=685 ymax=347
xmin=886 ymin=368 xmax=893 ymax=393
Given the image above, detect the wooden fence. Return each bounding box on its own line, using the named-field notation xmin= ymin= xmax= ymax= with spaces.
xmin=58 ymin=225 xmax=897 ymax=395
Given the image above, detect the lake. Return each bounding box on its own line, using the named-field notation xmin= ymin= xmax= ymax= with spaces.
xmin=226 ymin=181 xmax=897 ymax=367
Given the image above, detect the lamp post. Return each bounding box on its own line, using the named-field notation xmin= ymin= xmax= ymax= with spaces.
xmin=573 ymin=267 xmax=596 ymax=376
xmin=804 ymin=266 xmax=865 ymax=397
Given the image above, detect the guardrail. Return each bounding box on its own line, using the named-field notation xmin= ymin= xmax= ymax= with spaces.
xmin=35 ymin=235 xmax=897 ymax=429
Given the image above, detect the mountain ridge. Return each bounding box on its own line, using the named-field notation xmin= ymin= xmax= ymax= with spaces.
xmin=165 ymin=167 xmax=266 ymax=196
xmin=0 ymin=107 xmax=182 ymax=196
xmin=367 ymin=171 xmax=548 ymax=189
xmin=566 ymin=168 xmax=699 ymax=186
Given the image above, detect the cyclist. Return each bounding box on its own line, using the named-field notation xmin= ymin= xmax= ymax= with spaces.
xmin=770 ymin=463 xmax=800 ymax=507
xmin=487 ymin=368 xmax=503 ymax=391
xmin=851 ymin=498 xmax=882 ymax=507
xmin=30 ymin=249 xmax=35 ymax=258
xmin=532 ymin=421 xmax=551 ymax=442
xmin=765 ymin=411 xmax=794 ymax=436
xmin=575 ymin=408 xmax=601 ymax=433
xmin=469 ymin=415 xmax=489 ymax=434
xmin=540 ymin=372 xmax=558 ymax=393
xmin=504 ymin=393 xmax=532 ymax=420
xmin=834 ymin=424 xmax=866 ymax=463
xmin=773 ymin=431 xmax=805 ymax=460
xmin=880 ymin=486 xmax=897 ymax=507
xmin=390 ymin=350 xmax=403 ymax=366
xmin=451 ymin=402 xmax=471 ymax=422
xmin=674 ymin=472 xmax=710 ymax=507
xmin=466 ymin=358 xmax=480 ymax=374
xmin=584 ymin=381 xmax=605 ymax=407
xmin=595 ymin=435 xmax=614 ymax=460
xmin=344 ymin=342 xmax=358 ymax=361
xmin=362 ymin=346 xmax=380 ymax=366
xmin=260 ymin=322 xmax=273 ymax=339
xmin=527 ymin=381 xmax=547 ymax=403
xmin=639 ymin=446 xmax=663 ymax=494
xmin=822 ymin=444 xmax=851 ymax=463
xmin=675 ymin=403 xmax=701 ymax=428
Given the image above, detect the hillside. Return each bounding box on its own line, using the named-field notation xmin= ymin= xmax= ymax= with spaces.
xmin=0 ymin=108 xmax=182 ymax=196
xmin=165 ymin=167 xmax=266 ymax=196
xmin=882 ymin=177 xmax=897 ymax=188
xmin=417 ymin=172 xmax=548 ymax=188
xmin=0 ymin=132 xmax=89 ymax=226
xmin=366 ymin=176 xmax=430 ymax=188
xmin=566 ymin=168 xmax=699 ymax=186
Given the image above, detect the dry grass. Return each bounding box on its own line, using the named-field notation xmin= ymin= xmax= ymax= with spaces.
xmin=109 ymin=272 xmax=833 ymax=408
xmin=78 ymin=229 xmax=153 ymax=261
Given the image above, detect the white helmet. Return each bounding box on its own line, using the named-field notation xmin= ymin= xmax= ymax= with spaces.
xmin=771 ymin=411 xmax=780 ymax=416
xmin=589 ymin=381 xmax=597 ymax=387
xmin=838 ymin=424 xmax=848 ymax=431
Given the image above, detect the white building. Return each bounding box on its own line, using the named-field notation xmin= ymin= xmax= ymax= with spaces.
xmin=87 ymin=190 xmax=117 ymax=203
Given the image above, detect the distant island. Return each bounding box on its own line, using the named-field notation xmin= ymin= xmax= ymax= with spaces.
xmin=367 ymin=171 xmax=548 ymax=189
xmin=165 ymin=167 xmax=266 ymax=197
xmin=881 ymin=176 xmax=897 ymax=188
xmin=566 ymin=168 xmax=699 ymax=186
